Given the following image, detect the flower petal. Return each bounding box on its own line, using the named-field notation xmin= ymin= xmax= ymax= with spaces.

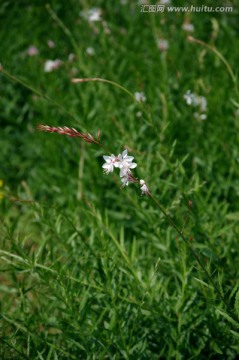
xmin=102 ymin=163 xmax=110 ymax=168
xmin=125 ymin=156 xmax=134 ymax=162
xmin=122 ymin=149 xmax=128 ymax=158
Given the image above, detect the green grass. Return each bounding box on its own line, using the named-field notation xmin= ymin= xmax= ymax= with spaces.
xmin=1 ymin=0 xmax=239 ymax=358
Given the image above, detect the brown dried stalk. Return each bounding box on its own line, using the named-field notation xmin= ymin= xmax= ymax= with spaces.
xmin=37 ymin=125 xmax=100 ymax=144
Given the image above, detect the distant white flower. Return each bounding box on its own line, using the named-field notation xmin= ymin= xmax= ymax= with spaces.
xmin=44 ymin=59 xmax=62 ymax=72
xmin=102 ymin=149 xmax=137 ymax=187
xmin=184 ymin=90 xmax=196 ymax=106
xmin=102 ymin=154 xmax=119 ymax=174
xmin=135 ymin=92 xmax=146 ymax=102
xmin=68 ymin=53 xmax=75 ymax=62
xmin=47 ymin=40 xmax=55 ymax=48
xmin=81 ymin=8 xmax=102 ymax=22
xmin=86 ymin=47 xmax=95 ymax=56
xmin=157 ymin=38 xmax=169 ymax=51
xmin=184 ymin=90 xmax=208 ymax=120
xmin=182 ymin=23 xmax=195 ymax=32
xmin=184 ymin=91 xmax=207 ymax=109
xmin=136 ymin=111 xmax=142 ymax=118
xmin=140 ymin=180 xmax=149 ymax=195
xmin=194 ymin=112 xmax=207 ymax=121
xmin=27 ymin=45 xmax=39 ymax=56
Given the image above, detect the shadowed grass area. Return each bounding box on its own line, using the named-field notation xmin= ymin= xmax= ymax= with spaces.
xmin=1 ymin=0 xmax=239 ymax=358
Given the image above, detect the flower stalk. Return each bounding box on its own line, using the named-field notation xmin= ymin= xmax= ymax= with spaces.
xmin=37 ymin=125 xmax=100 ymax=144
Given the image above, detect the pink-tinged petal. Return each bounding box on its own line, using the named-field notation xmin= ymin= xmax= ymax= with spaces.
xmin=129 ymin=163 xmax=137 ymax=168
xmin=103 ymin=156 xmax=113 ymax=163
xmin=141 ymin=184 xmax=149 ymax=195
xmin=102 ymin=163 xmax=110 ymax=168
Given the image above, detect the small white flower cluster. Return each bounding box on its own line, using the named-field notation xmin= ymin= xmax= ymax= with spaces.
xmin=103 ymin=149 xmax=137 ymax=185
xmin=134 ymin=92 xmax=146 ymax=102
xmin=44 ymin=59 xmax=62 ymax=73
xmin=139 ymin=180 xmax=149 ymax=195
xmin=86 ymin=47 xmax=95 ymax=56
xmin=184 ymin=90 xmax=207 ymax=120
xmin=157 ymin=38 xmax=169 ymax=51
xmin=182 ymin=23 xmax=195 ymax=32
xmin=81 ymin=8 xmax=102 ymax=22
xmin=102 ymin=150 xmax=149 ymax=195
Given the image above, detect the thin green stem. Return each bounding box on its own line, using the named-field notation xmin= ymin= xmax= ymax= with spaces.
xmin=0 ymin=66 xmax=79 ymax=123
xmin=1 ymin=315 xmax=77 ymax=359
xmin=188 ymin=36 xmax=239 ymax=99
xmin=46 ymin=4 xmax=78 ymax=50
xmin=72 ymin=77 xmax=136 ymax=102
xmin=0 ymin=248 xmax=146 ymax=309
xmin=147 ymin=192 xmax=233 ymax=313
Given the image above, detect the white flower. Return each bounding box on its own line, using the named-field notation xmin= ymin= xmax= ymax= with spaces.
xmin=117 ymin=149 xmax=134 ymax=164
xmin=194 ymin=112 xmax=207 ymax=121
xmin=184 ymin=91 xmax=207 ymax=112
xmin=134 ymin=92 xmax=146 ymax=102
xmin=102 ymin=154 xmax=118 ymax=174
xmin=157 ymin=38 xmax=169 ymax=51
xmin=44 ymin=59 xmax=62 ymax=72
xmin=184 ymin=90 xmax=196 ymax=106
xmin=117 ymin=149 xmax=137 ymax=177
xmin=81 ymin=8 xmax=102 ymax=22
xmin=86 ymin=47 xmax=95 ymax=56
xmin=102 ymin=149 xmax=137 ymax=187
xmin=68 ymin=53 xmax=75 ymax=62
xmin=184 ymin=91 xmax=208 ymax=120
xmin=27 ymin=46 xmax=39 ymax=56
xmin=47 ymin=40 xmax=55 ymax=48
xmin=119 ymin=162 xmax=137 ymax=177
xmin=140 ymin=180 xmax=149 ymax=195
xmin=182 ymin=23 xmax=195 ymax=32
